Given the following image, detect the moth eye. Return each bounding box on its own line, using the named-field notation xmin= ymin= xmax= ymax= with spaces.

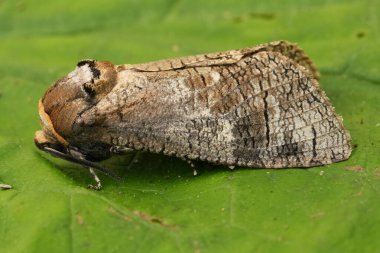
xmin=83 ymin=80 xmax=96 ymax=97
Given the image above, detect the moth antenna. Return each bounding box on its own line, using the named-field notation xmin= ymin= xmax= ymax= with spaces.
xmin=42 ymin=146 xmax=122 ymax=181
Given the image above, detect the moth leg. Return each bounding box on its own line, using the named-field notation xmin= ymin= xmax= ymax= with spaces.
xmin=126 ymin=151 xmax=140 ymax=170
xmin=37 ymin=144 xmax=121 ymax=190
xmin=87 ymin=167 xmax=102 ymax=190
xmin=185 ymin=159 xmax=198 ymax=176
xmin=110 ymin=146 xmax=134 ymax=155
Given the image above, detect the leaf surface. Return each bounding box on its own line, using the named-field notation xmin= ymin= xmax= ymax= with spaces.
xmin=0 ymin=0 xmax=379 ymax=252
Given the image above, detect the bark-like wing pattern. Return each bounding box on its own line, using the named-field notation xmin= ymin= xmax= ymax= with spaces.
xmin=80 ymin=41 xmax=351 ymax=167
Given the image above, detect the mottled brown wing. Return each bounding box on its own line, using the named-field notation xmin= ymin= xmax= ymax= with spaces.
xmin=81 ymin=43 xmax=351 ymax=168
xmin=206 ymin=51 xmax=352 ymax=168
xmin=130 ymin=40 xmax=320 ymax=80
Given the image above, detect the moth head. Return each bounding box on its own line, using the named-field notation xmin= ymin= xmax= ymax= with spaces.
xmin=34 ymin=59 xmax=117 ymax=149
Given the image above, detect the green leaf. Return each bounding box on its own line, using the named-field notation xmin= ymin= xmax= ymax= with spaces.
xmin=0 ymin=0 xmax=379 ymax=252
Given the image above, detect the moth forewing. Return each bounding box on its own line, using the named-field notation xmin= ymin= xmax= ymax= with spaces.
xmin=35 ymin=40 xmax=352 ymax=189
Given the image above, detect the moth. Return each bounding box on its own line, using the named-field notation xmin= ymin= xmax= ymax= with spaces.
xmin=34 ymin=41 xmax=352 ymax=189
